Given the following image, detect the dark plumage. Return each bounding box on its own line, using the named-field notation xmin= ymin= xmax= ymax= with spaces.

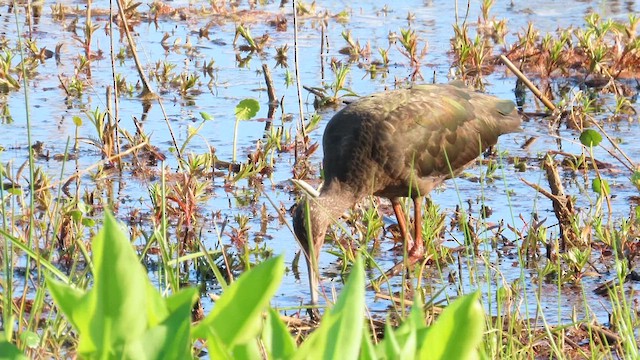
xmin=292 ymin=82 xmax=522 ymax=308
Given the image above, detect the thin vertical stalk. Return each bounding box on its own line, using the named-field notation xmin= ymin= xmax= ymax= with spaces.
xmin=292 ymin=0 xmax=307 ymax=163
xmin=108 ymin=0 xmax=122 ymax=168
xmin=160 ymin=164 xmax=179 ymax=292
xmin=12 ymin=0 xmax=37 ymax=346
xmin=0 ymin=161 xmax=11 ymax=342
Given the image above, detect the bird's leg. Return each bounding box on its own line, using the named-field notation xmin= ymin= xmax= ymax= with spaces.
xmin=391 ymin=197 xmax=411 ymax=245
xmin=409 ymin=196 xmax=425 ymax=261
xmin=381 ymin=197 xmax=424 ymax=280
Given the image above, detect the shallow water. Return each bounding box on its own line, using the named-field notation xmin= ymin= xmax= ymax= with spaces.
xmin=1 ymin=0 xmax=639 ymax=326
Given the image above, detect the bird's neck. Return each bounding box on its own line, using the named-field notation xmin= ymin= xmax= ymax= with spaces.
xmin=316 ymin=180 xmax=359 ymax=221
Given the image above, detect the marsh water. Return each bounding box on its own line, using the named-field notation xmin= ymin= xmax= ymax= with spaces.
xmin=2 ymin=0 xmax=640 ymax=326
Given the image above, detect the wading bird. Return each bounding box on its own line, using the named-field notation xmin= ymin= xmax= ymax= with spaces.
xmin=292 ymin=81 xmax=521 ymax=310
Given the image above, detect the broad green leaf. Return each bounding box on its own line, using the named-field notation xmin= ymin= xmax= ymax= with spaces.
xmin=230 ymin=340 xmax=263 ymax=360
xmin=235 ymin=98 xmax=260 ymax=121
xmin=121 ymin=288 xmax=197 ymax=360
xmin=358 ymin=322 xmax=376 ymax=360
xmin=419 ymin=291 xmax=484 ymax=360
xmin=579 ymin=129 xmax=602 ymax=147
xmin=409 ymin=293 xmax=426 ymax=329
xmin=47 ymin=212 xmax=150 ymax=358
xmin=86 ymin=211 xmax=149 ymax=356
xmin=398 ymin=325 xmax=417 ymax=359
xmin=165 ymin=287 xmax=197 ymax=315
xmin=295 ymin=256 xmax=365 ymax=360
xmin=46 ymin=278 xmax=89 ymax=340
xmin=0 ymin=340 xmax=28 ymax=360
xmin=377 ymin=293 xmax=425 ymax=357
xmin=396 ymin=293 xmax=427 ymax=338
xmin=262 ymin=308 xmax=296 ymax=360
xmin=46 ymin=212 xmax=202 ymax=359
xmin=592 ymin=177 xmax=610 ymax=195
xmin=193 ymin=256 xmax=284 ymax=347
xmin=381 ymin=322 xmax=401 ymax=358
xmin=145 ymin=282 xmax=170 ymax=327
xmin=205 ymin=330 xmax=233 ymax=360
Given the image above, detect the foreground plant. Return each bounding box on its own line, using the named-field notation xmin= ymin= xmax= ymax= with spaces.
xmin=1 ymin=211 xmax=485 ymax=358
xmin=46 ymin=211 xmax=197 ymax=359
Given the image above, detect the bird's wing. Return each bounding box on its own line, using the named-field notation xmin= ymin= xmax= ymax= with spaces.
xmin=375 ymin=84 xmax=521 ymax=180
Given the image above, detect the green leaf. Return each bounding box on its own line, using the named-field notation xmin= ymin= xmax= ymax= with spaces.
xmin=631 ymin=171 xmax=640 ymax=191
xmin=7 ymin=187 xmax=22 ymax=195
xmin=200 ymin=111 xmax=214 ymax=121
xmin=86 ymin=211 xmax=149 ymax=356
xmin=230 ymin=341 xmax=263 ymax=360
xmin=81 ymin=217 xmax=96 ymax=227
xmin=376 ymin=293 xmax=425 ymax=357
xmin=193 ymin=256 xmax=284 ymax=347
xmin=46 ymin=211 xmax=200 ymax=359
xmin=262 ymin=308 xmax=296 ymax=360
xmin=19 ymin=331 xmax=39 ymax=349
xmin=0 ymin=341 xmax=28 ymax=360
xmin=359 ymin=323 xmax=376 ymax=360
xmin=381 ymin=322 xmax=401 ymax=358
xmin=235 ymin=99 xmax=260 ymax=121
xmin=592 ymin=177 xmax=610 ymax=195
xmin=69 ymin=210 xmax=82 ymax=222
xmin=295 ymin=256 xmax=365 ymax=360
xmin=397 ymin=293 xmax=427 ymax=338
xmin=47 ymin=211 xmax=151 ymax=358
xmin=419 ymin=291 xmax=484 ymax=360
xmin=398 ymin=325 xmax=416 ymax=359
xmin=203 ymin=327 xmax=233 ymax=360
xmin=121 ymin=288 xmax=197 ymax=360
xmin=46 ymin=278 xmax=89 ymax=338
xmin=145 ymin=282 xmax=171 ymax=327
xmin=579 ymin=129 xmax=602 ymax=147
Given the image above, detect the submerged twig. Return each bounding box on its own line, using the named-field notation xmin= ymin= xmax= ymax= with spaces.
xmin=262 ymin=63 xmax=277 ymax=105
xmin=115 ymin=0 xmax=156 ymax=99
xmin=500 ymin=55 xmax=556 ymax=112
xmin=521 ymin=156 xmax=578 ymax=251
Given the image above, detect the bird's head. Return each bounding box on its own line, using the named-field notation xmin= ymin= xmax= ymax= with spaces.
xmin=292 ymin=196 xmax=330 ymax=261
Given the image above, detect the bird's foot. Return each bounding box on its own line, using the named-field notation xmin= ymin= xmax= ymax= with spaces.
xmin=407 ymin=243 xmax=425 ymax=265
xmin=381 ymin=253 xmax=424 ymax=280
xmin=377 ymin=244 xmax=427 ymax=281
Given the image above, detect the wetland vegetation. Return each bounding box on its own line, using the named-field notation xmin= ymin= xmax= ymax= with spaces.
xmin=1 ymin=0 xmax=640 ymax=358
